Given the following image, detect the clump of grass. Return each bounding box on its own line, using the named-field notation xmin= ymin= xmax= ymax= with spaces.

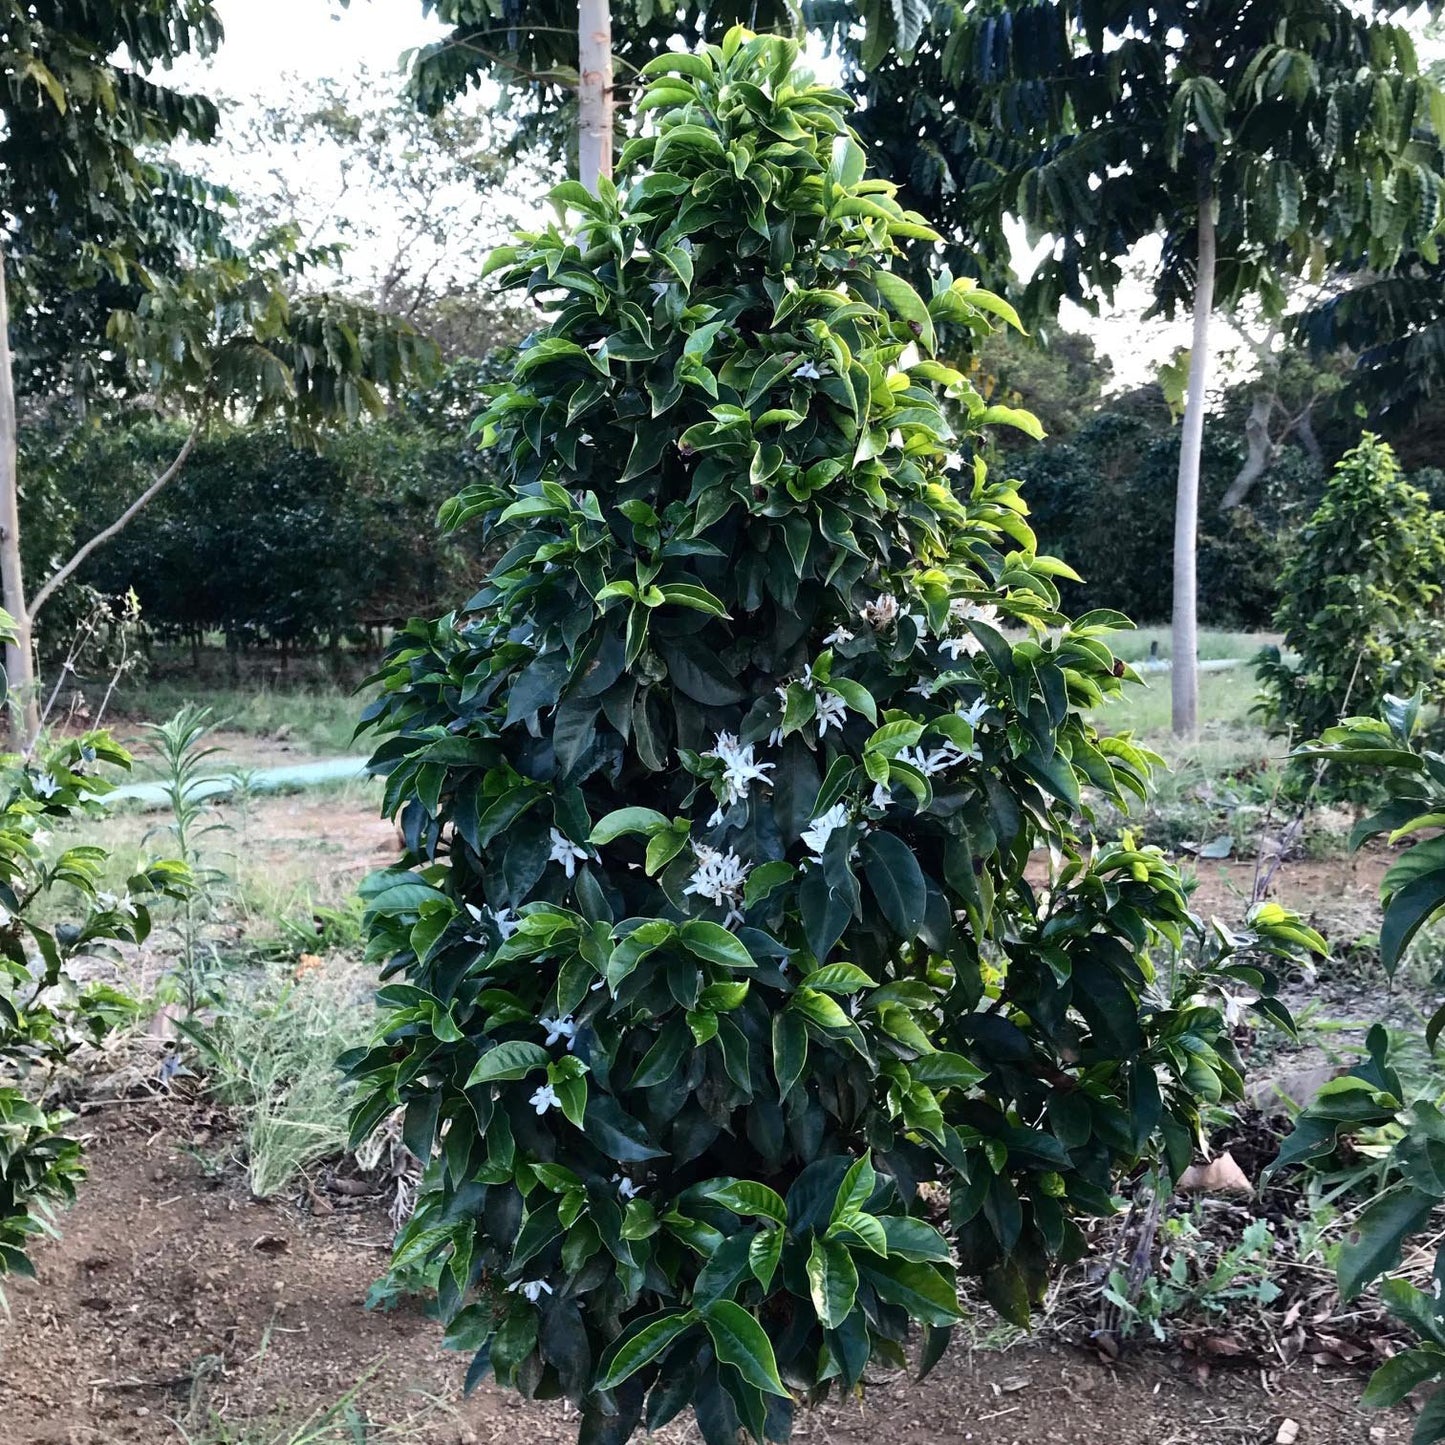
xmin=184 ymin=959 xmax=374 ymax=1197
xmin=177 ymin=1370 xmax=451 ymax=1444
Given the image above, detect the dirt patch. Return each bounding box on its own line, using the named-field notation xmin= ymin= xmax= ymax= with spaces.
xmin=0 ymin=1101 xmax=1414 ymax=1445
xmin=1179 ymin=849 xmax=1391 ymax=941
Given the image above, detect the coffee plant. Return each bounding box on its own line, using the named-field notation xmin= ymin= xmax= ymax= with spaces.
xmin=1269 ymin=696 xmax=1445 ymax=1442
xmin=0 ymin=614 xmax=190 ymax=1294
xmin=349 ymin=30 xmax=1311 ymax=1443
xmin=1256 ymin=435 xmax=1445 ymax=746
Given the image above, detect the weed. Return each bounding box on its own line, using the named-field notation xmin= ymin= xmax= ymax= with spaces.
xmin=1103 ymin=1214 xmax=1283 ymax=1342
xmin=114 ymin=676 xmax=362 ymax=757
xmin=143 ymin=704 xmax=232 ymax=1013
xmin=181 ymin=959 xmax=373 ymax=1198
xmin=175 ymin=1373 xmax=453 ymax=1444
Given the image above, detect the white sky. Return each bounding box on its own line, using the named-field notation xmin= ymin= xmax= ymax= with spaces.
xmin=191 ymin=0 xmax=444 ymax=94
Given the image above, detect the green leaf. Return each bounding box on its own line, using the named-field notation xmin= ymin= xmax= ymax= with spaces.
xmin=748 ymin=1226 xmax=784 ymax=1290
xmin=909 ymin=1052 xmax=985 ymax=1088
xmin=858 ymin=1256 xmax=965 ymax=1326
xmin=1339 ymin=1186 xmax=1436 ymax=1300
xmin=1381 ymin=870 xmax=1445 ymax=976
xmin=701 ymin=1301 xmax=790 ymax=1397
xmin=590 ymin=807 xmax=670 ymax=844
xmin=793 ymin=987 xmax=852 ymax=1032
xmin=880 ymin=1216 xmax=952 ymax=1262
xmin=824 ymin=676 xmax=877 ymax=723
xmin=680 ymin=919 xmax=755 ymax=969
xmin=978 ymin=404 xmax=1045 ymax=440
xmin=596 ymin=1311 xmax=697 ymax=1389
xmin=702 ymin=1178 xmax=787 ymax=1224
xmin=773 ymin=1010 xmax=808 ymax=1101
xmin=1362 ymin=1345 xmax=1445 ymax=1408
xmin=874 ymin=269 xmax=935 ymax=351
xmin=583 ymin=1096 xmax=667 ymax=1162
xmin=803 ymin=963 xmax=877 ymax=993
xmin=466 ymin=1041 xmax=550 ymax=1086
xmin=861 ymin=831 xmax=927 ymax=939
xmin=744 ymin=859 xmax=794 ymax=906
xmin=807 ymin=1236 xmax=860 ymax=1329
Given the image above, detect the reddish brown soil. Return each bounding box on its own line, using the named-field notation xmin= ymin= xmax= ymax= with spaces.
xmin=0 ymin=1102 xmax=1414 ymax=1445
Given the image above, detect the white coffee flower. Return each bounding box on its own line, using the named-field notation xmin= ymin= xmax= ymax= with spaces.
xmin=899 ymin=743 xmax=973 ymax=777
xmin=940 ymin=634 xmax=984 ymax=661
xmin=870 ymin=782 xmax=893 ymax=811
xmin=816 ymin=691 xmax=849 ymax=736
xmin=705 ymin=732 xmax=775 ymax=809
xmin=1218 ymin=988 xmax=1259 ymax=1029
xmin=548 ymin=828 xmax=591 ymax=879
xmin=540 ymin=1015 xmax=577 ymax=1049
xmin=685 ymin=844 xmax=750 ymax=912
xmin=802 ymin=803 xmax=850 ymax=860
xmin=793 ymin=360 xmax=823 ymax=380
xmin=614 ymin=1174 xmax=641 ymax=1200
xmin=958 ymin=696 xmax=991 ymax=729
xmin=950 ymin=598 xmax=1000 ymax=628
xmin=507 ymin=1278 xmax=555 ymax=1303
xmin=32 ymin=773 xmax=59 ymax=799
xmin=528 ymin=1083 xmax=561 ymax=1115
xmin=823 ymin=625 xmax=855 ymax=646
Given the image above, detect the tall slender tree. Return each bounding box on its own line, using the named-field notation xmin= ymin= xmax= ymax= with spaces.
xmin=836 ymin=0 xmax=1445 ymax=733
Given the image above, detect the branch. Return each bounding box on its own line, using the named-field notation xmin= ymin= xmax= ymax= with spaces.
xmin=28 ymin=414 xmax=206 ymax=619
xmin=1219 ymin=394 xmax=1277 ymax=511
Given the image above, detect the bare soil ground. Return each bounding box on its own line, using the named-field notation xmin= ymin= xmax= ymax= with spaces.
xmin=0 ymin=1100 xmax=1413 ymax=1445
xmin=1 ymin=783 xmax=1426 ymax=1445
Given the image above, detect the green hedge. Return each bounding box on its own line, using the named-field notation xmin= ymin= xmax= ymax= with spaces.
xmin=1011 ymin=408 xmax=1318 ymax=629
xmin=27 ymin=380 xmax=492 ymax=657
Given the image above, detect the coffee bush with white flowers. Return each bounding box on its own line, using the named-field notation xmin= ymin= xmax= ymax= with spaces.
xmin=0 ymin=615 xmax=191 ymax=1294
xmin=348 ymin=30 xmax=1315 ymax=1445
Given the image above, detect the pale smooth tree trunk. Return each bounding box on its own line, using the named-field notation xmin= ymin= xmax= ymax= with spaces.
xmin=578 ymin=0 xmax=613 ymax=193
xmin=0 ymin=247 xmax=40 ymax=744
xmin=1171 ymin=193 xmax=1217 ymax=737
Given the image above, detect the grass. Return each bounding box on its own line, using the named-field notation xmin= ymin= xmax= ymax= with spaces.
xmin=1094 ymin=656 xmax=1281 ymax=773
xmin=1107 ymin=625 xmax=1278 ymax=664
xmin=108 ymin=679 xmax=365 ymax=757
xmin=183 ymin=956 xmax=375 ymax=1197
xmin=176 ymin=1371 xmax=454 ymax=1444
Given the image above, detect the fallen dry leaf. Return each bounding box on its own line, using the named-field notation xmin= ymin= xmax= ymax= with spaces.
xmin=1200 ymin=1334 xmax=1246 ymax=1357
xmin=1176 ymin=1151 xmax=1251 ymax=1195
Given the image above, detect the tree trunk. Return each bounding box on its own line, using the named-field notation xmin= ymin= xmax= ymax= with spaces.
xmin=0 ymin=247 xmax=40 ymax=744
xmin=578 ymin=0 xmax=613 ymax=193
xmin=1171 ymin=193 xmax=1217 ymax=738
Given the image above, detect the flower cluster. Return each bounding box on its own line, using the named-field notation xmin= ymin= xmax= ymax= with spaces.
xmin=703 ymin=731 xmax=775 ymax=824
xmin=684 ymin=843 xmax=750 ymax=927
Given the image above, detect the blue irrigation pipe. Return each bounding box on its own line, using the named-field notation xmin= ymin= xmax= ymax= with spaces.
xmin=103 ymin=755 xmax=371 ymax=809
